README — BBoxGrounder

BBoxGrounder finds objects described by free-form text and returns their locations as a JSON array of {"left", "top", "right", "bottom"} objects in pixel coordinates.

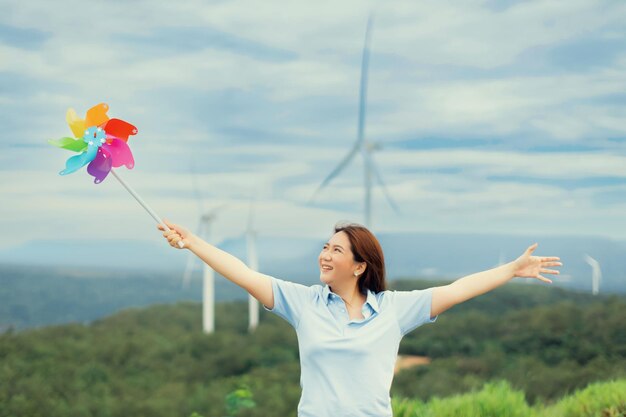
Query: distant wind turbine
[
  {"left": 583, "top": 254, "right": 602, "bottom": 295},
  {"left": 182, "top": 206, "right": 225, "bottom": 334},
  {"left": 183, "top": 161, "right": 226, "bottom": 333},
  {"left": 309, "top": 15, "right": 399, "bottom": 228},
  {"left": 182, "top": 160, "right": 206, "bottom": 290}
]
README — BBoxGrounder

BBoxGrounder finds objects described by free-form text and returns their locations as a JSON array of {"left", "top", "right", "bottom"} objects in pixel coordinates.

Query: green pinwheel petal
[{"left": 48, "top": 137, "right": 88, "bottom": 152}]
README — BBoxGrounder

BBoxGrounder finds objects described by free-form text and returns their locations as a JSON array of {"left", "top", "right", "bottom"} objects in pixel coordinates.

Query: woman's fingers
[
  {"left": 157, "top": 220, "right": 185, "bottom": 249},
  {"left": 167, "top": 235, "right": 183, "bottom": 248},
  {"left": 163, "top": 218, "right": 179, "bottom": 231},
  {"left": 543, "top": 261, "right": 563, "bottom": 267},
  {"left": 537, "top": 275, "right": 552, "bottom": 284},
  {"left": 540, "top": 268, "right": 560, "bottom": 275}
]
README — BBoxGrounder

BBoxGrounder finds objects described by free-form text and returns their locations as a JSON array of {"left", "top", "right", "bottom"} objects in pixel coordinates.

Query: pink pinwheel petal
[
  {"left": 87, "top": 146, "right": 113, "bottom": 184},
  {"left": 103, "top": 138, "right": 135, "bottom": 169},
  {"left": 104, "top": 118, "right": 138, "bottom": 142}
]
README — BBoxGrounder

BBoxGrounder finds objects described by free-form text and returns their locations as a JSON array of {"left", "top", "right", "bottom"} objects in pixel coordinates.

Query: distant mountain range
[{"left": 1, "top": 232, "right": 624, "bottom": 294}]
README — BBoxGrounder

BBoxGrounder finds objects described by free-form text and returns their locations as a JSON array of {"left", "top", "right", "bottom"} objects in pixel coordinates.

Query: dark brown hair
[{"left": 334, "top": 222, "right": 387, "bottom": 294}]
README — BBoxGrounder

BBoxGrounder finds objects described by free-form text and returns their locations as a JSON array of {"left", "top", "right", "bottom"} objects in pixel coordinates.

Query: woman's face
[{"left": 318, "top": 231, "right": 363, "bottom": 286}]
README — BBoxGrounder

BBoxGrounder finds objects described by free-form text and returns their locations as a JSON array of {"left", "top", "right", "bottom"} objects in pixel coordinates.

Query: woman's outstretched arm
[
  {"left": 430, "top": 243, "right": 562, "bottom": 318},
  {"left": 158, "top": 220, "right": 274, "bottom": 308}
]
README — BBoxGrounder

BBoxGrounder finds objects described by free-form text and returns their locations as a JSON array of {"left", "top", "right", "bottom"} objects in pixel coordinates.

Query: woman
[{"left": 158, "top": 220, "right": 561, "bottom": 417}]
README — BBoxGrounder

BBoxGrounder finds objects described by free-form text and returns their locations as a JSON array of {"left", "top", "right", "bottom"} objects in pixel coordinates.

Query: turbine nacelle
[{"left": 365, "top": 141, "right": 382, "bottom": 152}]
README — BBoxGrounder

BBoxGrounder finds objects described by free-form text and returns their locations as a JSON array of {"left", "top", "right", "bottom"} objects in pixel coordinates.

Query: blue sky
[{"left": 2, "top": 0, "right": 626, "bottom": 255}]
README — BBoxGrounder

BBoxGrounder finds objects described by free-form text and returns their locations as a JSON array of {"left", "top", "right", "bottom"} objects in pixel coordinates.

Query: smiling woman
[{"left": 158, "top": 219, "right": 561, "bottom": 417}]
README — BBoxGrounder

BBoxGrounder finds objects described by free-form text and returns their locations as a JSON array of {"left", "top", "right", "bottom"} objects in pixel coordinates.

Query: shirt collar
[{"left": 323, "top": 285, "right": 380, "bottom": 313}]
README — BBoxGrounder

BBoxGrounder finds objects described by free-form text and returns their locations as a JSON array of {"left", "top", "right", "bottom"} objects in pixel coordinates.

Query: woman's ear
[{"left": 356, "top": 263, "right": 367, "bottom": 275}]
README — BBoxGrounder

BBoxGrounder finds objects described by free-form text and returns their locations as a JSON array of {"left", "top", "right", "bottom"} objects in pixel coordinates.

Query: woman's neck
[{"left": 330, "top": 282, "right": 364, "bottom": 308}]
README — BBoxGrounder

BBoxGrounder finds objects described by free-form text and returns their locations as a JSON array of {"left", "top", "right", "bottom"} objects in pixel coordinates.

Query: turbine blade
[
  {"left": 247, "top": 229, "right": 259, "bottom": 271},
  {"left": 182, "top": 221, "right": 204, "bottom": 289},
  {"left": 247, "top": 195, "right": 256, "bottom": 233},
  {"left": 190, "top": 156, "right": 205, "bottom": 216},
  {"left": 369, "top": 155, "right": 401, "bottom": 214},
  {"left": 357, "top": 16, "right": 374, "bottom": 147},
  {"left": 309, "top": 144, "right": 360, "bottom": 202}
]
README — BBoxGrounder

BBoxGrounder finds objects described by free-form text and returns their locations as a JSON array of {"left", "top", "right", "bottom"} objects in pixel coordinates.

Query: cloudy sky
[{"left": 2, "top": 0, "right": 626, "bottom": 256}]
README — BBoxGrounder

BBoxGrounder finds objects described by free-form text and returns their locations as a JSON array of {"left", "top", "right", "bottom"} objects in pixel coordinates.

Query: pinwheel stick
[{"left": 110, "top": 168, "right": 184, "bottom": 248}]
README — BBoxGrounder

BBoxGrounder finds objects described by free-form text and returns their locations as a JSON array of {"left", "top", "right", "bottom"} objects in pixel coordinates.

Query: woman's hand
[
  {"left": 512, "top": 243, "right": 562, "bottom": 283},
  {"left": 157, "top": 219, "right": 194, "bottom": 249}
]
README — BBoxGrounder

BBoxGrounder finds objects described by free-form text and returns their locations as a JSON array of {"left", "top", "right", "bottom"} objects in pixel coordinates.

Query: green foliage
[
  {"left": 392, "top": 396, "right": 428, "bottom": 417},
  {"left": 426, "top": 380, "right": 533, "bottom": 417},
  {"left": 391, "top": 378, "right": 626, "bottom": 417},
  {"left": 536, "top": 379, "right": 626, "bottom": 417},
  {"left": 0, "top": 276, "right": 624, "bottom": 417},
  {"left": 224, "top": 385, "right": 256, "bottom": 417},
  {"left": 392, "top": 295, "right": 626, "bottom": 405}
]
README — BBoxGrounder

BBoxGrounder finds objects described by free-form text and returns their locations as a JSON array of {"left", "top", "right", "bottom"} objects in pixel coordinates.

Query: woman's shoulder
[{"left": 269, "top": 275, "right": 325, "bottom": 299}]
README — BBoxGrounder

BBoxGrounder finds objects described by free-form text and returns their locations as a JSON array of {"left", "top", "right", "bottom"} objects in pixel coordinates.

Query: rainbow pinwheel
[
  {"left": 48, "top": 103, "right": 184, "bottom": 247},
  {"left": 49, "top": 103, "right": 137, "bottom": 184}
]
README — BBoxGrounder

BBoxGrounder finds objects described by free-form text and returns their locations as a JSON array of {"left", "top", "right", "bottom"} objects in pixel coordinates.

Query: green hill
[
  {"left": 0, "top": 264, "right": 614, "bottom": 332},
  {"left": 1, "top": 282, "right": 624, "bottom": 417}
]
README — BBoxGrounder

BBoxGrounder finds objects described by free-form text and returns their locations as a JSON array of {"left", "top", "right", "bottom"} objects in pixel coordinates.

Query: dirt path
[{"left": 394, "top": 355, "right": 431, "bottom": 374}]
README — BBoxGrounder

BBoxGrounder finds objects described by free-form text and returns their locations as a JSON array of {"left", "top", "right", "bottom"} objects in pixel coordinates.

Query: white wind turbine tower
[
  {"left": 246, "top": 199, "right": 260, "bottom": 332},
  {"left": 309, "top": 16, "right": 399, "bottom": 228},
  {"left": 583, "top": 254, "right": 602, "bottom": 295},
  {"left": 182, "top": 207, "right": 225, "bottom": 334},
  {"left": 182, "top": 163, "right": 226, "bottom": 333}
]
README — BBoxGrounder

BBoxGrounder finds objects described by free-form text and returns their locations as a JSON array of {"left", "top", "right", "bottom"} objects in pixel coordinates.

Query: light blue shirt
[{"left": 263, "top": 276, "right": 438, "bottom": 417}]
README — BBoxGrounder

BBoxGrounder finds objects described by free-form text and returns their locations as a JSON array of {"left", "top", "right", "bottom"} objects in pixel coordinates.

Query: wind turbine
[
  {"left": 246, "top": 199, "right": 260, "bottom": 332},
  {"left": 583, "top": 254, "right": 602, "bottom": 295},
  {"left": 182, "top": 159, "right": 207, "bottom": 290},
  {"left": 183, "top": 161, "right": 226, "bottom": 333},
  {"left": 309, "top": 16, "right": 399, "bottom": 228},
  {"left": 182, "top": 206, "right": 225, "bottom": 334}
]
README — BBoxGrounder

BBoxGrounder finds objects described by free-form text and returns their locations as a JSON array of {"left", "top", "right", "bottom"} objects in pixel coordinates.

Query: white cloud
[{"left": 2, "top": 0, "right": 626, "bottom": 251}]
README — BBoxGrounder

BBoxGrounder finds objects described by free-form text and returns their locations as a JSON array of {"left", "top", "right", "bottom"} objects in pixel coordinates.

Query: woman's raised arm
[
  {"left": 430, "top": 243, "right": 562, "bottom": 317},
  {"left": 158, "top": 220, "right": 274, "bottom": 308}
]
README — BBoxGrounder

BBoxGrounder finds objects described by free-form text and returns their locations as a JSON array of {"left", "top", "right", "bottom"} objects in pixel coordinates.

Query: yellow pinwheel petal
[
  {"left": 66, "top": 108, "right": 86, "bottom": 138},
  {"left": 85, "top": 103, "right": 110, "bottom": 127}
]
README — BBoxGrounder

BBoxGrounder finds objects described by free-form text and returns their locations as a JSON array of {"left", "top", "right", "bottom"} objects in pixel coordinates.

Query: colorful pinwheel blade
[
  {"left": 104, "top": 118, "right": 138, "bottom": 142},
  {"left": 87, "top": 147, "right": 113, "bottom": 184},
  {"left": 48, "top": 137, "right": 88, "bottom": 153},
  {"left": 104, "top": 138, "right": 135, "bottom": 169},
  {"left": 66, "top": 108, "right": 86, "bottom": 138},
  {"left": 85, "top": 103, "right": 110, "bottom": 127},
  {"left": 59, "top": 144, "right": 98, "bottom": 175}
]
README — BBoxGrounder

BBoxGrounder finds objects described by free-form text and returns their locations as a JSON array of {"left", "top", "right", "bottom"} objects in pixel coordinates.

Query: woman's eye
[{"left": 334, "top": 248, "right": 341, "bottom": 252}]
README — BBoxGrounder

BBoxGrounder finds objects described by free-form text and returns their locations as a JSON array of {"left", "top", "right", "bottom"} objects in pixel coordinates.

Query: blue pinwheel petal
[{"left": 59, "top": 144, "right": 98, "bottom": 175}]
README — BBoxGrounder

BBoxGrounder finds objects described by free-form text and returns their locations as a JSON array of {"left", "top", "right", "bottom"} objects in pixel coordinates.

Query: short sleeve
[
  {"left": 263, "top": 276, "right": 316, "bottom": 329},
  {"left": 391, "top": 288, "right": 438, "bottom": 336}
]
